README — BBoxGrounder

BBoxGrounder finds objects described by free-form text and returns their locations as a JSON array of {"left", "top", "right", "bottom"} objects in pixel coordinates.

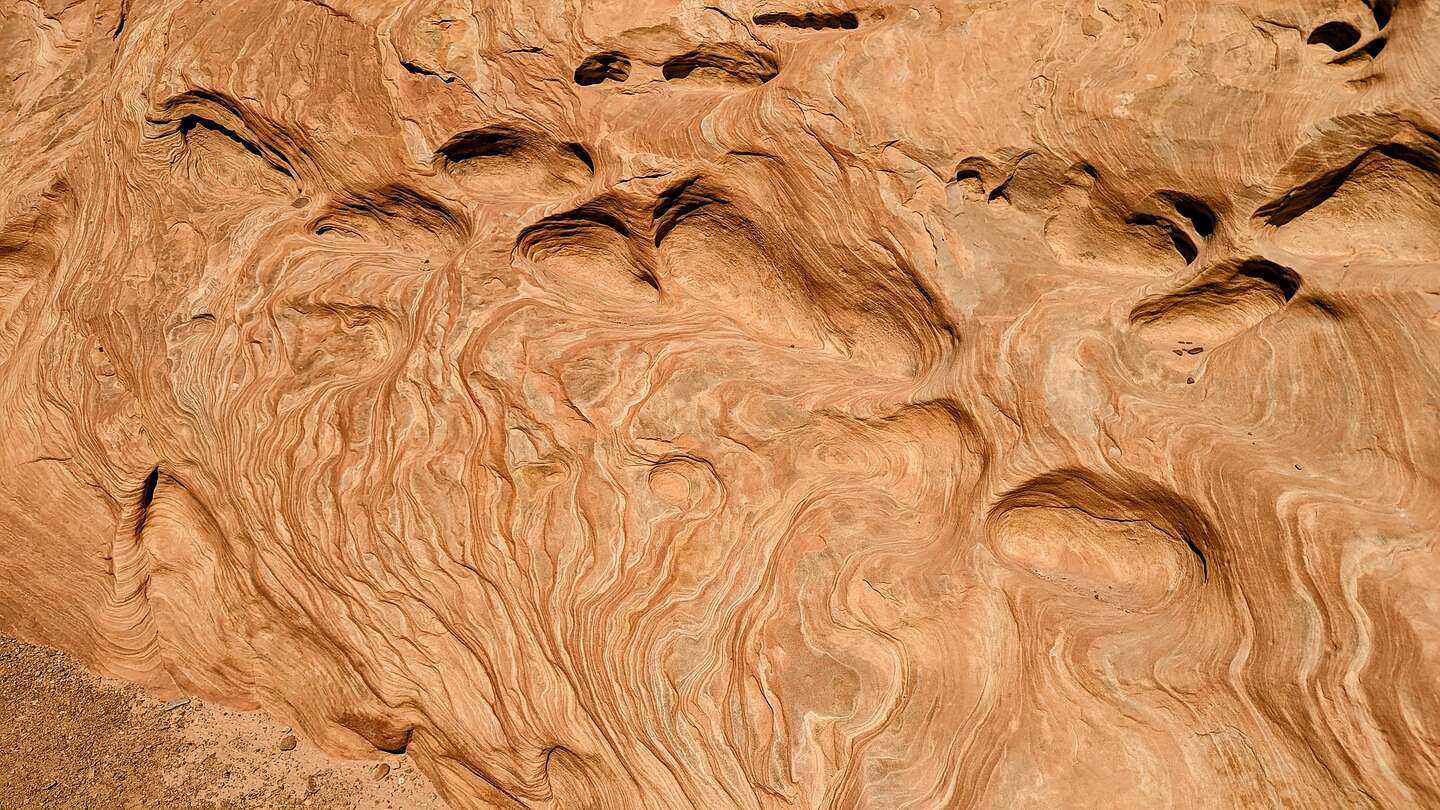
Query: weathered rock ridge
[{"left": 2, "top": 0, "right": 1439, "bottom": 806}]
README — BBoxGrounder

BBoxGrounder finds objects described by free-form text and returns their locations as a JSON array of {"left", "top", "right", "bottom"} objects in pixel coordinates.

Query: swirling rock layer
[{"left": 2, "top": 0, "right": 1439, "bottom": 807}]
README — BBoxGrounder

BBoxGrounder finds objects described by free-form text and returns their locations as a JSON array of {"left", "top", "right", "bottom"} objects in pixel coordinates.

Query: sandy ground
[{"left": 0, "top": 633, "right": 447, "bottom": 809}]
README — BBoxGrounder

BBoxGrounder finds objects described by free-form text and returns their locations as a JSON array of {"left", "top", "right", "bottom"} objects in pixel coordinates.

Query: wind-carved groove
[
  {"left": 950, "top": 156, "right": 998, "bottom": 198},
  {"left": 661, "top": 47, "right": 778, "bottom": 85},
  {"left": 177, "top": 115, "right": 269, "bottom": 162},
  {"left": 400, "top": 60, "right": 454, "bottom": 83},
  {"left": 517, "top": 207, "right": 629, "bottom": 251},
  {"left": 574, "top": 53, "right": 630, "bottom": 85},
  {"left": 541, "top": 743, "right": 591, "bottom": 794},
  {"left": 311, "top": 183, "right": 467, "bottom": 244},
  {"left": 987, "top": 469, "right": 1212, "bottom": 612},
  {"left": 646, "top": 173, "right": 840, "bottom": 355},
  {"left": 151, "top": 90, "right": 305, "bottom": 186},
  {"left": 1259, "top": 137, "right": 1440, "bottom": 261},
  {"left": 515, "top": 201, "right": 662, "bottom": 299},
  {"left": 1129, "top": 258, "right": 1301, "bottom": 346},
  {"left": 381, "top": 729, "right": 412, "bottom": 754},
  {"left": 565, "top": 143, "right": 595, "bottom": 172},
  {"left": 1127, "top": 213, "right": 1198, "bottom": 264},
  {"left": 753, "top": 11, "right": 860, "bottom": 30},
  {"left": 134, "top": 467, "right": 161, "bottom": 537},
  {"left": 1233, "top": 259, "right": 1301, "bottom": 300},
  {"left": 1257, "top": 161, "right": 1366, "bottom": 228},
  {"left": 114, "top": 0, "right": 129, "bottom": 39},
  {"left": 436, "top": 127, "right": 524, "bottom": 166},
  {"left": 1125, "top": 191, "right": 1217, "bottom": 266},
  {"left": 652, "top": 177, "right": 728, "bottom": 244},
  {"left": 0, "top": 179, "right": 71, "bottom": 335},
  {"left": 1255, "top": 142, "right": 1440, "bottom": 227},
  {"left": 1332, "top": 37, "right": 1389, "bottom": 64},
  {"left": 953, "top": 156, "right": 996, "bottom": 181},
  {"left": 340, "top": 714, "right": 415, "bottom": 754},
  {"left": 435, "top": 125, "right": 593, "bottom": 199}
]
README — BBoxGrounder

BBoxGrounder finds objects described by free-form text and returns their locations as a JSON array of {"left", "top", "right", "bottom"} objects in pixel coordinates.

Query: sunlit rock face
[{"left": 3, "top": 0, "right": 1440, "bottom": 807}]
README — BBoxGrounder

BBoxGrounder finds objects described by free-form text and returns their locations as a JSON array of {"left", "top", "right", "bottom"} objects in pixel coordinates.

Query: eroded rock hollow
[{"left": 3, "top": 0, "right": 1440, "bottom": 806}]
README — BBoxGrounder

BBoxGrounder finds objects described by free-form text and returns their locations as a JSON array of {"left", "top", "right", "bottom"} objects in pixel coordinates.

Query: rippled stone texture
[{"left": 2, "top": 0, "right": 1439, "bottom": 807}]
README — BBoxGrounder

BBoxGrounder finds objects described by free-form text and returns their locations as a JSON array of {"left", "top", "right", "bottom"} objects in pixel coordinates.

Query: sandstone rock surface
[{"left": 2, "top": 0, "right": 1440, "bottom": 807}]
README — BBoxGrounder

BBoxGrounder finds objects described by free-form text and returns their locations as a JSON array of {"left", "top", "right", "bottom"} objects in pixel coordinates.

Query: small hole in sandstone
[
  {"left": 1171, "top": 196, "right": 1215, "bottom": 238},
  {"left": 954, "top": 168, "right": 986, "bottom": 197},
  {"left": 436, "top": 128, "right": 520, "bottom": 164},
  {"left": 574, "top": 53, "right": 630, "bottom": 85},
  {"left": 1307, "top": 21, "right": 1362, "bottom": 51},
  {"left": 660, "top": 51, "right": 778, "bottom": 84},
  {"left": 135, "top": 467, "right": 160, "bottom": 535},
  {"left": 752, "top": 11, "right": 859, "bottom": 30},
  {"left": 1372, "top": 0, "right": 1394, "bottom": 29},
  {"left": 1169, "top": 230, "right": 1198, "bottom": 264}
]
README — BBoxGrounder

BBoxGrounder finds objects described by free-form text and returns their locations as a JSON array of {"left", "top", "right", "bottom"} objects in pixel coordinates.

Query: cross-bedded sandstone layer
[{"left": 2, "top": 0, "right": 1439, "bottom": 807}]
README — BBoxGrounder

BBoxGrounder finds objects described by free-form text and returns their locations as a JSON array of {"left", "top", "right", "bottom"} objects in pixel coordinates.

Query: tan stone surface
[
  {"left": 2, "top": 0, "right": 1439, "bottom": 807},
  {"left": 0, "top": 632, "right": 444, "bottom": 809}
]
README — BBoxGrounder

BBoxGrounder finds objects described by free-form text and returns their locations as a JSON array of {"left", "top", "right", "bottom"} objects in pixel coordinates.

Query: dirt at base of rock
[{"left": 0, "top": 633, "right": 448, "bottom": 809}]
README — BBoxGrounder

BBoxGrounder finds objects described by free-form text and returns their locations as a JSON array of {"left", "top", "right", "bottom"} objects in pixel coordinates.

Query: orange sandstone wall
[{"left": 1, "top": 0, "right": 1439, "bottom": 806}]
